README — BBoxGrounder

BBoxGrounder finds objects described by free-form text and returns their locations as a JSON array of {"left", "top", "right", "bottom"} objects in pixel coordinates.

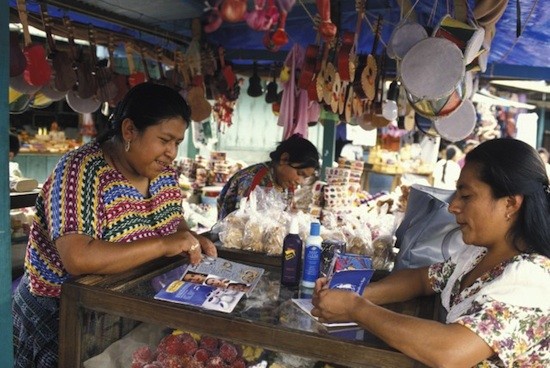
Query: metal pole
[{"left": 1, "top": 0, "right": 15, "bottom": 364}]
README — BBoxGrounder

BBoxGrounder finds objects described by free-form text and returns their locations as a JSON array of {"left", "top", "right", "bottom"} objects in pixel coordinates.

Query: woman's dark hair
[
  {"left": 269, "top": 134, "right": 320, "bottom": 170},
  {"left": 97, "top": 83, "right": 191, "bottom": 143},
  {"left": 9, "top": 133, "right": 20, "bottom": 156},
  {"left": 466, "top": 138, "right": 550, "bottom": 257}
]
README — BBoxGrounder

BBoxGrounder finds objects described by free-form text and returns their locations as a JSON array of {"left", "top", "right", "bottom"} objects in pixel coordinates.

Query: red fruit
[
  {"left": 157, "top": 335, "right": 180, "bottom": 354},
  {"left": 131, "top": 363, "right": 144, "bottom": 368},
  {"left": 218, "top": 343, "right": 238, "bottom": 363},
  {"left": 194, "top": 348, "right": 211, "bottom": 363},
  {"left": 180, "top": 337, "right": 198, "bottom": 356},
  {"left": 157, "top": 354, "right": 192, "bottom": 368},
  {"left": 230, "top": 357, "right": 246, "bottom": 368},
  {"left": 143, "top": 363, "right": 163, "bottom": 368},
  {"left": 199, "top": 336, "right": 220, "bottom": 352},
  {"left": 132, "top": 345, "right": 154, "bottom": 364},
  {"left": 205, "top": 356, "right": 227, "bottom": 368}
]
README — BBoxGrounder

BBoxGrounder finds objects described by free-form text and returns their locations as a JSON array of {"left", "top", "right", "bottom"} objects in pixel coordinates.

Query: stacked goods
[
  {"left": 210, "top": 152, "right": 232, "bottom": 186},
  {"left": 173, "top": 153, "right": 242, "bottom": 193},
  {"left": 337, "top": 158, "right": 364, "bottom": 185}
]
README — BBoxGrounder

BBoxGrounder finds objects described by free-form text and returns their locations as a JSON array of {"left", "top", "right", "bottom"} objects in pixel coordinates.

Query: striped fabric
[{"left": 25, "top": 141, "right": 184, "bottom": 298}]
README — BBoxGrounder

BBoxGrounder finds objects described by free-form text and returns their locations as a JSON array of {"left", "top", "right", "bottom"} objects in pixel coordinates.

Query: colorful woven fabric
[
  {"left": 13, "top": 274, "right": 60, "bottom": 368},
  {"left": 217, "top": 162, "right": 273, "bottom": 220},
  {"left": 25, "top": 141, "right": 184, "bottom": 298}
]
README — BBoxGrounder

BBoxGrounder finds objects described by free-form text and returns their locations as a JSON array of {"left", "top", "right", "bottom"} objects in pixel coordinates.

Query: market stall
[{"left": 2, "top": 0, "right": 550, "bottom": 367}]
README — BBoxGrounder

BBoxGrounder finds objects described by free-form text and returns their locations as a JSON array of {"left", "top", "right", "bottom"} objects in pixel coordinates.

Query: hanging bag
[{"left": 393, "top": 184, "right": 469, "bottom": 271}]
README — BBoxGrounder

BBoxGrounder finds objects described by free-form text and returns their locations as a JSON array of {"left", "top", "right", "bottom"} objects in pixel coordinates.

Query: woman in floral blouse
[
  {"left": 217, "top": 134, "right": 319, "bottom": 220},
  {"left": 312, "top": 138, "right": 550, "bottom": 367}
]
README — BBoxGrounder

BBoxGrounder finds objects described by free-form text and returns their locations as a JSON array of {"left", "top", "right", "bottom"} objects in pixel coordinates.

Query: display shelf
[{"left": 59, "top": 250, "right": 436, "bottom": 368}]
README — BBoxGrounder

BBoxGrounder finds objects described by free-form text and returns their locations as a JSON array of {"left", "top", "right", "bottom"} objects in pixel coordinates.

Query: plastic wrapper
[
  {"left": 242, "top": 215, "right": 265, "bottom": 252},
  {"left": 262, "top": 211, "right": 290, "bottom": 256},
  {"left": 371, "top": 234, "right": 396, "bottom": 270}
]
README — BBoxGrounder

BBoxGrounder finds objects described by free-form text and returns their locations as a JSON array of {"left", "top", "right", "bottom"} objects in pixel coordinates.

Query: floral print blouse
[{"left": 428, "top": 246, "right": 550, "bottom": 367}]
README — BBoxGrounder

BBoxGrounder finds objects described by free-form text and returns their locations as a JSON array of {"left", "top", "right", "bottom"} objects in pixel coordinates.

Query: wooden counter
[{"left": 59, "top": 250, "right": 437, "bottom": 368}]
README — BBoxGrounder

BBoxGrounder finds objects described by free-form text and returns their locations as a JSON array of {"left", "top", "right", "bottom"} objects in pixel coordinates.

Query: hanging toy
[
  {"left": 316, "top": 0, "right": 337, "bottom": 42},
  {"left": 271, "top": 0, "right": 296, "bottom": 47},
  {"left": 246, "top": 0, "right": 279, "bottom": 31},
  {"left": 220, "top": 0, "right": 248, "bottom": 23},
  {"left": 203, "top": 0, "right": 223, "bottom": 33}
]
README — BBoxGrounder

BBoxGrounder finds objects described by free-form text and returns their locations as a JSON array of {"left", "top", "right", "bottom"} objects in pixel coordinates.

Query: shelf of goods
[{"left": 59, "top": 247, "right": 438, "bottom": 368}]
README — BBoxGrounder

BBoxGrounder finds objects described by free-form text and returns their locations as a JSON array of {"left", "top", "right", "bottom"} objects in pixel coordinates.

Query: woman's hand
[
  {"left": 311, "top": 284, "right": 366, "bottom": 323},
  {"left": 195, "top": 233, "right": 218, "bottom": 258},
  {"left": 161, "top": 230, "right": 202, "bottom": 264}
]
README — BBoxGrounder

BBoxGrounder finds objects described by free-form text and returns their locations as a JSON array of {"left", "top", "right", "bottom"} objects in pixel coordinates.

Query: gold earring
[{"left": 125, "top": 140, "right": 131, "bottom": 152}]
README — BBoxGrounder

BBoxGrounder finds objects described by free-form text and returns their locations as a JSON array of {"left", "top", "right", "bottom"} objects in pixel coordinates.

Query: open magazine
[
  {"left": 292, "top": 252, "right": 375, "bottom": 327},
  {"left": 154, "top": 256, "right": 264, "bottom": 313}
]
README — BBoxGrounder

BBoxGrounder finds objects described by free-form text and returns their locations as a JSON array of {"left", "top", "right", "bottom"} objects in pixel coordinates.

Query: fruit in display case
[{"left": 131, "top": 330, "right": 264, "bottom": 367}]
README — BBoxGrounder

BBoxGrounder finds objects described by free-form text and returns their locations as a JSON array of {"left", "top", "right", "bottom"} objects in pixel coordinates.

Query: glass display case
[{"left": 59, "top": 249, "right": 437, "bottom": 368}]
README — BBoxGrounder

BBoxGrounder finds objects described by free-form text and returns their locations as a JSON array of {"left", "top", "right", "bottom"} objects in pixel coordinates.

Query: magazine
[
  {"left": 154, "top": 280, "right": 245, "bottom": 313},
  {"left": 291, "top": 252, "right": 375, "bottom": 326},
  {"left": 326, "top": 253, "right": 374, "bottom": 295},
  {"left": 154, "top": 256, "right": 264, "bottom": 313},
  {"left": 182, "top": 256, "right": 264, "bottom": 297}
]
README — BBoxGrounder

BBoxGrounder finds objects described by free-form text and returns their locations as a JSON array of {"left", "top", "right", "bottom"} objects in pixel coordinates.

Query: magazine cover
[
  {"left": 154, "top": 280, "right": 245, "bottom": 313},
  {"left": 182, "top": 256, "right": 264, "bottom": 297}
]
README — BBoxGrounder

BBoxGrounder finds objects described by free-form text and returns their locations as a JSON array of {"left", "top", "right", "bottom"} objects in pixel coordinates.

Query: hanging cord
[
  {"left": 298, "top": 0, "right": 317, "bottom": 24},
  {"left": 427, "top": 0, "right": 439, "bottom": 27},
  {"left": 462, "top": 0, "right": 480, "bottom": 27},
  {"left": 362, "top": 12, "right": 387, "bottom": 48},
  {"left": 402, "top": 0, "right": 422, "bottom": 21},
  {"left": 516, "top": 0, "right": 521, "bottom": 37},
  {"left": 495, "top": 0, "right": 538, "bottom": 64}
]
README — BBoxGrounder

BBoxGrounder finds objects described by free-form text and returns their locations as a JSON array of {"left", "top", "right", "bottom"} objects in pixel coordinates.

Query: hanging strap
[
  {"left": 516, "top": 0, "right": 522, "bottom": 37},
  {"left": 245, "top": 166, "right": 271, "bottom": 198}
]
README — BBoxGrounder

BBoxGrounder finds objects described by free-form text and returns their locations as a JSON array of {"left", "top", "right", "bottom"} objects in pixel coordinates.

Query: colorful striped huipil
[{"left": 25, "top": 141, "right": 184, "bottom": 298}]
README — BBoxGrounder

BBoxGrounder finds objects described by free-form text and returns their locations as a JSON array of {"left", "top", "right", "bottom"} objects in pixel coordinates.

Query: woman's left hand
[{"left": 311, "top": 287, "right": 364, "bottom": 323}]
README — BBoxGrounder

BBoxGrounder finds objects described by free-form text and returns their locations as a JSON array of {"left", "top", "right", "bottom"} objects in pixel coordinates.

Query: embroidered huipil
[
  {"left": 429, "top": 246, "right": 550, "bottom": 367},
  {"left": 25, "top": 141, "right": 184, "bottom": 298},
  {"left": 217, "top": 162, "right": 292, "bottom": 220}
]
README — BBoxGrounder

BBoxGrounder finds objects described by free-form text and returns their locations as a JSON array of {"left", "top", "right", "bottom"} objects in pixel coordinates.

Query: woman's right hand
[{"left": 162, "top": 229, "right": 203, "bottom": 264}]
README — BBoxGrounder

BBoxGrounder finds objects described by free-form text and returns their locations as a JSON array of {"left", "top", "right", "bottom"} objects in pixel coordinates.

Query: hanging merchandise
[
  {"left": 247, "top": 62, "right": 263, "bottom": 97},
  {"left": 387, "top": 19, "right": 428, "bottom": 61},
  {"left": 315, "top": 0, "right": 337, "bottom": 42},
  {"left": 433, "top": 99, "right": 477, "bottom": 143},
  {"left": 277, "top": 44, "right": 313, "bottom": 139},
  {"left": 220, "top": 0, "right": 247, "bottom": 23},
  {"left": 268, "top": 0, "right": 294, "bottom": 47},
  {"left": 203, "top": 0, "right": 223, "bottom": 33},
  {"left": 265, "top": 63, "right": 279, "bottom": 103},
  {"left": 246, "top": 0, "right": 279, "bottom": 32},
  {"left": 400, "top": 37, "right": 465, "bottom": 119},
  {"left": 432, "top": 14, "right": 485, "bottom": 67}
]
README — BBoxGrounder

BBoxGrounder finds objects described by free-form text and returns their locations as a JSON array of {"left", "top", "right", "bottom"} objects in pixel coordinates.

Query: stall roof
[{"left": 9, "top": 0, "right": 550, "bottom": 79}]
